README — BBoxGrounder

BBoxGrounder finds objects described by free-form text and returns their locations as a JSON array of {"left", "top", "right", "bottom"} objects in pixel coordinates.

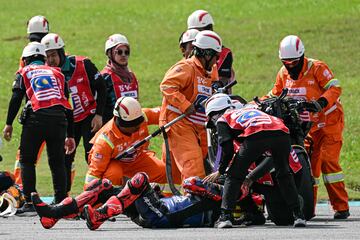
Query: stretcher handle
[{"left": 115, "top": 113, "right": 187, "bottom": 160}]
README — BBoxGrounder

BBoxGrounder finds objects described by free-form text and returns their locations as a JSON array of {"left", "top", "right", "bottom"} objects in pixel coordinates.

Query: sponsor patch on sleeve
[{"left": 94, "top": 152, "right": 103, "bottom": 159}]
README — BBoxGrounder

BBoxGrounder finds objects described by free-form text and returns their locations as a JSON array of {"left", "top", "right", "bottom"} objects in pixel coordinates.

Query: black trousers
[
  {"left": 64, "top": 114, "right": 95, "bottom": 193},
  {"left": 20, "top": 114, "right": 67, "bottom": 203},
  {"left": 221, "top": 131, "right": 300, "bottom": 212}
]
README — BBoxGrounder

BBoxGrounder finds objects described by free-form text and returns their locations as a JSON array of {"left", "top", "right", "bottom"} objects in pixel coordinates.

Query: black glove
[
  {"left": 211, "top": 81, "right": 225, "bottom": 92},
  {"left": 304, "top": 100, "right": 324, "bottom": 113},
  {"left": 317, "top": 97, "right": 328, "bottom": 108}
]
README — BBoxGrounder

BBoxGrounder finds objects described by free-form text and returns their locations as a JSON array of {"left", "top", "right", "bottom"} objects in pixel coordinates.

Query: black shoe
[
  {"left": 215, "top": 211, "right": 233, "bottom": 228},
  {"left": 16, "top": 202, "right": 37, "bottom": 217},
  {"left": 293, "top": 217, "right": 306, "bottom": 227},
  {"left": 334, "top": 210, "right": 350, "bottom": 219},
  {"left": 293, "top": 209, "right": 306, "bottom": 227}
]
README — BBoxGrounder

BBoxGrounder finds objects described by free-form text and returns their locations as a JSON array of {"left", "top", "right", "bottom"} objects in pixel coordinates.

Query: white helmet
[
  {"left": 279, "top": 35, "right": 305, "bottom": 59},
  {"left": 187, "top": 10, "right": 214, "bottom": 29},
  {"left": 205, "top": 93, "right": 234, "bottom": 116},
  {"left": 105, "top": 34, "right": 129, "bottom": 53},
  {"left": 27, "top": 15, "right": 49, "bottom": 34},
  {"left": 180, "top": 29, "right": 200, "bottom": 45},
  {"left": 113, "top": 97, "right": 144, "bottom": 126},
  {"left": 22, "top": 42, "right": 46, "bottom": 58},
  {"left": 192, "top": 30, "right": 222, "bottom": 52},
  {"left": 41, "top": 33, "right": 65, "bottom": 51},
  {"left": 0, "top": 193, "right": 17, "bottom": 217}
]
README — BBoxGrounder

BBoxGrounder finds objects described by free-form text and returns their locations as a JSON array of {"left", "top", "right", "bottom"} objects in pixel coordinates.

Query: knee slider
[
  {"left": 128, "top": 172, "right": 149, "bottom": 195},
  {"left": 183, "top": 176, "right": 222, "bottom": 201}
]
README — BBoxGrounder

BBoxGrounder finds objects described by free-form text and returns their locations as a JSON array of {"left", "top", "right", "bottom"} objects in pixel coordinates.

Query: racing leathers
[{"left": 32, "top": 173, "right": 222, "bottom": 229}]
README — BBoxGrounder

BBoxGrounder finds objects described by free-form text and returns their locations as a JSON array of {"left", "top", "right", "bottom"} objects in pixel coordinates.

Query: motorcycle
[{"left": 206, "top": 88, "right": 315, "bottom": 225}]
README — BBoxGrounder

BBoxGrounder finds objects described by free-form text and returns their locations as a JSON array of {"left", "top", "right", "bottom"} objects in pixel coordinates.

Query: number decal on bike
[{"left": 235, "top": 110, "right": 271, "bottom": 127}]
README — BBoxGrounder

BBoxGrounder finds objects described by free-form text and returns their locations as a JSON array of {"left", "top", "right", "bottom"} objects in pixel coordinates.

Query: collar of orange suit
[{"left": 190, "top": 55, "right": 214, "bottom": 77}]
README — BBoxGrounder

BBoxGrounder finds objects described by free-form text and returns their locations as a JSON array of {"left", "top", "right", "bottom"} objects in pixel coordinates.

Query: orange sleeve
[
  {"left": 314, "top": 62, "right": 342, "bottom": 106},
  {"left": 143, "top": 107, "right": 160, "bottom": 125},
  {"left": 87, "top": 133, "right": 114, "bottom": 178},
  {"left": 160, "top": 62, "right": 193, "bottom": 113},
  {"left": 19, "top": 57, "right": 25, "bottom": 69}
]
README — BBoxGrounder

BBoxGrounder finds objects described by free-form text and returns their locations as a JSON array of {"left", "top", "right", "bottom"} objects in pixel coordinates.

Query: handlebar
[{"left": 216, "top": 80, "right": 237, "bottom": 94}]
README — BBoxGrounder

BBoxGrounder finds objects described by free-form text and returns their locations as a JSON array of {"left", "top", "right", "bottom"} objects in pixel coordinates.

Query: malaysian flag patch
[{"left": 31, "top": 74, "right": 61, "bottom": 101}]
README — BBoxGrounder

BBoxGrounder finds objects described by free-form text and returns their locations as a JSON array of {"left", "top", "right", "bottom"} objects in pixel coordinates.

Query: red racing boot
[
  {"left": 32, "top": 193, "right": 78, "bottom": 229},
  {"left": 31, "top": 178, "right": 113, "bottom": 229},
  {"left": 84, "top": 196, "right": 122, "bottom": 230},
  {"left": 84, "top": 172, "right": 150, "bottom": 230}
]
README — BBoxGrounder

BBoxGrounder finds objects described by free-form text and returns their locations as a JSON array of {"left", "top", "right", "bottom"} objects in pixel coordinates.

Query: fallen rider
[{"left": 31, "top": 172, "right": 265, "bottom": 230}]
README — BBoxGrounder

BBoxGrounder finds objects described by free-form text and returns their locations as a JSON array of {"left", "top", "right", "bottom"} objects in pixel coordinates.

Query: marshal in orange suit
[
  {"left": 159, "top": 31, "right": 222, "bottom": 192},
  {"left": 268, "top": 35, "right": 349, "bottom": 219},
  {"left": 85, "top": 97, "right": 166, "bottom": 187}
]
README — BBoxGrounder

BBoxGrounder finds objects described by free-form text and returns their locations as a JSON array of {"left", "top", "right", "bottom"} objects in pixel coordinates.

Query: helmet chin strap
[
  {"left": 204, "top": 53, "right": 217, "bottom": 72},
  {"left": 204, "top": 58, "right": 213, "bottom": 72},
  {"left": 58, "top": 48, "right": 66, "bottom": 67}
]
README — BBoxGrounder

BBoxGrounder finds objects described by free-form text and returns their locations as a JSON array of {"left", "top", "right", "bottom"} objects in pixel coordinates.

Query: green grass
[{"left": 0, "top": 0, "right": 359, "bottom": 200}]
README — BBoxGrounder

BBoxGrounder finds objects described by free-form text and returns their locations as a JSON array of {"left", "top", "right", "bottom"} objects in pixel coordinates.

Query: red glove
[{"left": 240, "top": 177, "right": 253, "bottom": 200}]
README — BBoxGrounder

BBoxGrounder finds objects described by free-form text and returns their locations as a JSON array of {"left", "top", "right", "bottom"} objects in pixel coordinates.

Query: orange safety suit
[
  {"left": 159, "top": 56, "right": 218, "bottom": 190},
  {"left": 268, "top": 57, "right": 348, "bottom": 211},
  {"left": 13, "top": 143, "right": 46, "bottom": 185},
  {"left": 85, "top": 107, "right": 166, "bottom": 187}
]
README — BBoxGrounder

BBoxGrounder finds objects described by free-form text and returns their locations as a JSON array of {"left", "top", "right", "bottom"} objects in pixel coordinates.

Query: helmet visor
[
  {"left": 281, "top": 58, "right": 300, "bottom": 67},
  {"left": 116, "top": 115, "right": 144, "bottom": 127}
]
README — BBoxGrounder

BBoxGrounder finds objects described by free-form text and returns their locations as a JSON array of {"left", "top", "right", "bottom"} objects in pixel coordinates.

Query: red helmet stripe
[
  {"left": 205, "top": 97, "right": 216, "bottom": 107},
  {"left": 204, "top": 34, "right": 221, "bottom": 46},
  {"left": 43, "top": 18, "right": 48, "bottom": 27},
  {"left": 54, "top": 35, "right": 59, "bottom": 43},
  {"left": 120, "top": 103, "right": 129, "bottom": 115},
  {"left": 198, "top": 12, "right": 208, "bottom": 22},
  {"left": 296, "top": 37, "right": 300, "bottom": 51}
]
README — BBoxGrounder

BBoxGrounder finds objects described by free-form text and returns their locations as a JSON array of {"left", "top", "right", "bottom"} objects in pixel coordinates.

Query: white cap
[
  {"left": 279, "top": 35, "right": 305, "bottom": 59},
  {"left": 41, "top": 33, "right": 65, "bottom": 51},
  {"left": 205, "top": 93, "right": 234, "bottom": 116},
  {"left": 113, "top": 97, "right": 144, "bottom": 126},
  {"left": 22, "top": 42, "right": 46, "bottom": 58},
  {"left": 180, "top": 29, "right": 200, "bottom": 45},
  {"left": 27, "top": 15, "right": 49, "bottom": 34},
  {"left": 187, "top": 10, "right": 214, "bottom": 29},
  {"left": 192, "top": 30, "right": 222, "bottom": 52},
  {"left": 105, "top": 34, "right": 129, "bottom": 53}
]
